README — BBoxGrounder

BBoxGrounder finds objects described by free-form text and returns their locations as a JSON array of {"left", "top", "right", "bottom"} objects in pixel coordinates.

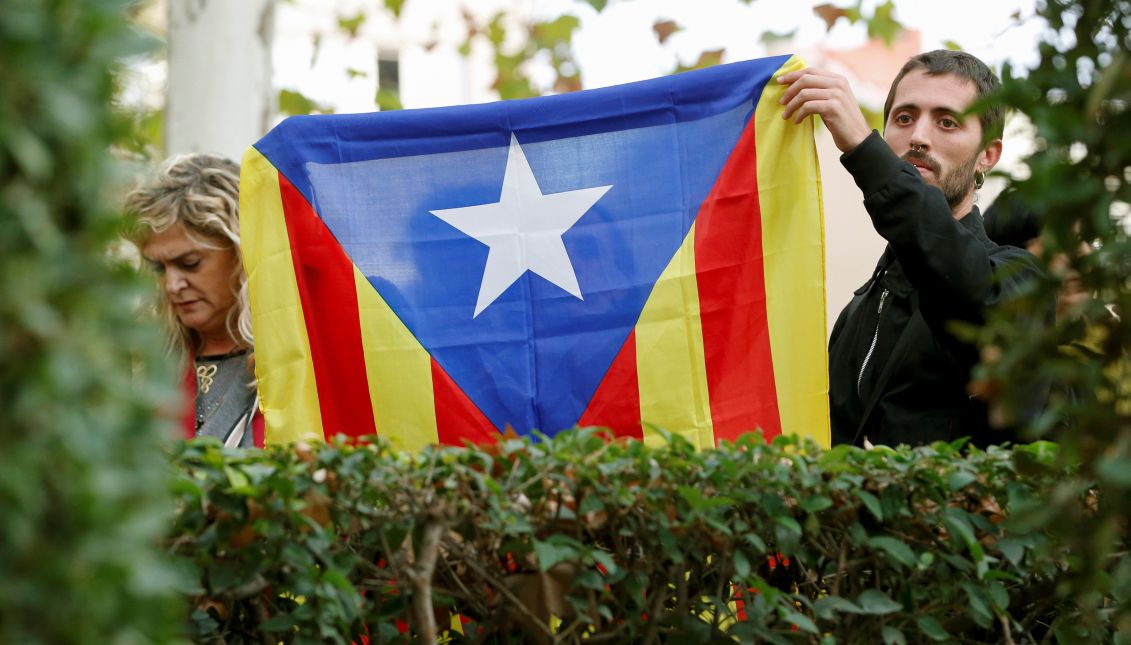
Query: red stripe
[
  {"left": 182, "top": 364, "right": 197, "bottom": 440},
  {"left": 431, "top": 359, "right": 499, "bottom": 446},
  {"left": 252, "top": 413, "right": 265, "bottom": 448},
  {"left": 278, "top": 173, "right": 378, "bottom": 440},
  {"left": 577, "top": 330, "right": 643, "bottom": 439},
  {"left": 693, "top": 118, "right": 782, "bottom": 442}
]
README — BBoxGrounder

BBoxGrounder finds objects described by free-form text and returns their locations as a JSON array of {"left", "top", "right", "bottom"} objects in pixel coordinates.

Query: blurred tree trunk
[{"left": 166, "top": 0, "right": 275, "bottom": 161}]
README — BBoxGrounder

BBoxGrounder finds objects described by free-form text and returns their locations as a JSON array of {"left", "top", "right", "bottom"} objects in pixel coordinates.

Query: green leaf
[
  {"left": 590, "top": 549, "right": 618, "bottom": 577},
  {"left": 988, "top": 580, "right": 1010, "bottom": 611},
  {"left": 3, "top": 126, "right": 52, "bottom": 180},
  {"left": 800, "top": 495, "right": 833, "bottom": 512},
  {"left": 760, "top": 29, "right": 798, "bottom": 44},
  {"left": 375, "top": 88, "right": 403, "bottom": 111},
  {"left": 321, "top": 569, "right": 353, "bottom": 592},
  {"left": 868, "top": 536, "right": 917, "bottom": 567},
  {"left": 258, "top": 613, "right": 298, "bottom": 632},
  {"left": 942, "top": 509, "right": 977, "bottom": 549},
  {"left": 865, "top": 0, "right": 902, "bottom": 46},
  {"left": 786, "top": 611, "right": 819, "bottom": 634},
  {"left": 337, "top": 12, "right": 366, "bottom": 38},
  {"left": 814, "top": 596, "right": 863, "bottom": 620},
  {"left": 995, "top": 537, "right": 1026, "bottom": 566},
  {"left": 1096, "top": 455, "right": 1131, "bottom": 488},
  {"left": 817, "top": 443, "right": 858, "bottom": 472},
  {"left": 278, "top": 88, "right": 333, "bottom": 116},
  {"left": 916, "top": 615, "right": 950, "bottom": 641},
  {"left": 854, "top": 489, "right": 883, "bottom": 521},
  {"left": 383, "top": 0, "right": 405, "bottom": 18},
  {"left": 856, "top": 589, "right": 902, "bottom": 615},
  {"left": 947, "top": 470, "right": 977, "bottom": 491},
  {"left": 744, "top": 533, "right": 766, "bottom": 554},
  {"left": 677, "top": 486, "right": 735, "bottom": 510},
  {"left": 533, "top": 537, "right": 579, "bottom": 572},
  {"left": 775, "top": 515, "right": 802, "bottom": 536},
  {"left": 532, "top": 15, "right": 581, "bottom": 46},
  {"left": 734, "top": 550, "right": 751, "bottom": 579},
  {"left": 882, "top": 625, "right": 906, "bottom": 645},
  {"left": 223, "top": 466, "right": 252, "bottom": 494},
  {"left": 961, "top": 581, "right": 994, "bottom": 628}
]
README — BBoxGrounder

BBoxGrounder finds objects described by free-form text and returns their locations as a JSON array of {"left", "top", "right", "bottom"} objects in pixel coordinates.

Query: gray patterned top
[{"left": 194, "top": 350, "right": 257, "bottom": 447}]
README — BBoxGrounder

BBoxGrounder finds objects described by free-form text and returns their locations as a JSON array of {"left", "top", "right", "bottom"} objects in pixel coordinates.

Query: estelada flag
[{"left": 241, "top": 54, "right": 828, "bottom": 451}]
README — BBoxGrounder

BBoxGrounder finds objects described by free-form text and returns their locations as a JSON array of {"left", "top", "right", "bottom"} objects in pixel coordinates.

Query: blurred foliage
[
  {"left": 171, "top": 431, "right": 1101, "bottom": 643},
  {"left": 337, "top": 10, "right": 367, "bottom": 38},
  {"left": 973, "top": 0, "right": 1131, "bottom": 640},
  {"left": 117, "top": 106, "right": 165, "bottom": 159},
  {"left": 271, "top": 0, "right": 910, "bottom": 115},
  {"left": 813, "top": 0, "right": 902, "bottom": 46},
  {"left": 455, "top": 11, "right": 585, "bottom": 100},
  {"left": 0, "top": 0, "right": 184, "bottom": 641},
  {"left": 376, "top": 87, "right": 404, "bottom": 111},
  {"left": 278, "top": 88, "right": 335, "bottom": 116},
  {"left": 673, "top": 49, "right": 727, "bottom": 75}
]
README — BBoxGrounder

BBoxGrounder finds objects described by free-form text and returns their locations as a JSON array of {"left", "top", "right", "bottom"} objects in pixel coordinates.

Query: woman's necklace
[
  {"left": 196, "top": 348, "right": 245, "bottom": 393},
  {"left": 196, "top": 363, "right": 218, "bottom": 393},
  {"left": 194, "top": 350, "right": 249, "bottom": 432}
]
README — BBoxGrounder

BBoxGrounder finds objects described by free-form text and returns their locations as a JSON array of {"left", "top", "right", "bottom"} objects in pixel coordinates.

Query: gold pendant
[{"left": 196, "top": 363, "right": 218, "bottom": 394}]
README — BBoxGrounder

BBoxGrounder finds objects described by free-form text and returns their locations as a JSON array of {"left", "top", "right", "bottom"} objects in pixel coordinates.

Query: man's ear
[{"left": 979, "top": 138, "right": 1003, "bottom": 173}]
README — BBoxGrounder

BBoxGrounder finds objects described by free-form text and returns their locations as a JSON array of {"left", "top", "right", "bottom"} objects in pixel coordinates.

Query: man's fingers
[
  {"left": 776, "top": 67, "right": 870, "bottom": 152},
  {"left": 776, "top": 67, "right": 840, "bottom": 85},
  {"left": 781, "top": 87, "right": 837, "bottom": 121},
  {"left": 778, "top": 71, "right": 842, "bottom": 107},
  {"left": 775, "top": 68, "right": 809, "bottom": 84},
  {"left": 787, "top": 99, "right": 830, "bottom": 124}
]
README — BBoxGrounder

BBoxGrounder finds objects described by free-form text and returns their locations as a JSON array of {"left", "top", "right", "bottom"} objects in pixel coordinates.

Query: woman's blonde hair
[{"left": 125, "top": 153, "right": 252, "bottom": 357}]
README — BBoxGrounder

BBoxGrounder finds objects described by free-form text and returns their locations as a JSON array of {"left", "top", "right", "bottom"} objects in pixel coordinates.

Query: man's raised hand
[{"left": 777, "top": 68, "right": 873, "bottom": 154}]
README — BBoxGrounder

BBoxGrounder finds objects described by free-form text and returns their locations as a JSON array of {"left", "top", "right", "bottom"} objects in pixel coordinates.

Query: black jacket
[{"left": 829, "top": 132, "right": 1045, "bottom": 448}]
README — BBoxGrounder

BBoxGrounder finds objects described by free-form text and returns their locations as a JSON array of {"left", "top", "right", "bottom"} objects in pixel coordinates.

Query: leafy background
[{"left": 2, "top": 0, "right": 1128, "bottom": 642}]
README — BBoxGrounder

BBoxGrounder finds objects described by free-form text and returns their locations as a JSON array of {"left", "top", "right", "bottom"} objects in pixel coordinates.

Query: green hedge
[
  {"left": 0, "top": 0, "right": 181, "bottom": 641},
  {"left": 170, "top": 430, "right": 1102, "bottom": 643}
]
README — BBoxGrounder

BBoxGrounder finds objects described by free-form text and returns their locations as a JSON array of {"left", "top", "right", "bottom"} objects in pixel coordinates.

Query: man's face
[{"left": 883, "top": 69, "right": 1001, "bottom": 215}]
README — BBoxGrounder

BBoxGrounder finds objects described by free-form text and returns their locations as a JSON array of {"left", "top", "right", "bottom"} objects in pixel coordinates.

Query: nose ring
[{"left": 911, "top": 144, "right": 923, "bottom": 152}]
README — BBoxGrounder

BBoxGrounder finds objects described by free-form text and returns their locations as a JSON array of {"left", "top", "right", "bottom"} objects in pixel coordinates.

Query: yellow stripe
[
  {"left": 353, "top": 267, "right": 439, "bottom": 451},
  {"left": 636, "top": 221, "right": 714, "bottom": 450},
  {"left": 240, "top": 149, "right": 324, "bottom": 445},
  {"left": 754, "top": 55, "right": 831, "bottom": 447}
]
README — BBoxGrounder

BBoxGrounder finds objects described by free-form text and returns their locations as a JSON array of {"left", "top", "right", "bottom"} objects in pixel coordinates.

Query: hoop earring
[{"left": 975, "top": 170, "right": 985, "bottom": 189}]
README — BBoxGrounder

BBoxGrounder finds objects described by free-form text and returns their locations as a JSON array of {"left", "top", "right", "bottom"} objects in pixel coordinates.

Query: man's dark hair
[{"left": 882, "top": 49, "right": 1004, "bottom": 142}]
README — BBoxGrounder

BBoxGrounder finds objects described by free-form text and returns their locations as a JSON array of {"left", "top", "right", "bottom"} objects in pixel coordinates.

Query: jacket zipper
[{"left": 857, "top": 288, "right": 890, "bottom": 397}]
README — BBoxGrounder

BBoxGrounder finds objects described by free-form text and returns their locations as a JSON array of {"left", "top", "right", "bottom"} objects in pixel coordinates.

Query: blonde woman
[{"left": 126, "top": 153, "right": 262, "bottom": 447}]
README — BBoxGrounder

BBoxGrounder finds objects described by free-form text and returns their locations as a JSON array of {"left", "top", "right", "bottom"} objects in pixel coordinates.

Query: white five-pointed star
[{"left": 431, "top": 134, "right": 612, "bottom": 317}]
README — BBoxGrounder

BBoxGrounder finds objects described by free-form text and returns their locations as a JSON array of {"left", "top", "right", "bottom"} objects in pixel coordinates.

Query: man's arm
[
  {"left": 778, "top": 68, "right": 1039, "bottom": 321},
  {"left": 844, "top": 133, "right": 1039, "bottom": 321}
]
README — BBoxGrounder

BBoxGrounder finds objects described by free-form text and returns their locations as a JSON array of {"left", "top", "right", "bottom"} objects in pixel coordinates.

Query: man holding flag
[{"left": 779, "top": 50, "right": 1048, "bottom": 448}]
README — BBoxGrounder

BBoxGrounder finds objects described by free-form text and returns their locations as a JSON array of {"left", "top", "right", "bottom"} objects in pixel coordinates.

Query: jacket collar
[{"left": 959, "top": 206, "right": 995, "bottom": 247}]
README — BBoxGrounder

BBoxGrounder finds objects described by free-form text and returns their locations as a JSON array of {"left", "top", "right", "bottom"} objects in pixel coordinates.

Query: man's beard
[{"left": 903, "top": 150, "right": 980, "bottom": 210}]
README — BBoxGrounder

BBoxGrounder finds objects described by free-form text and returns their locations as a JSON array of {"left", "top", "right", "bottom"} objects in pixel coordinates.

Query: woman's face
[{"left": 141, "top": 221, "right": 239, "bottom": 346}]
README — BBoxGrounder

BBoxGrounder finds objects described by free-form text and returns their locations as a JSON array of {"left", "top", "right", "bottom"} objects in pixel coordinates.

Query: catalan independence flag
[{"left": 241, "top": 54, "right": 828, "bottom": 450}]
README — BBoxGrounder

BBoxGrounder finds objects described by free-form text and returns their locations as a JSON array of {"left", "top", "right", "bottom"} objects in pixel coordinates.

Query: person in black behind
[{"left": 777, "top": 50, "right": 1050, "bottom": 448}]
